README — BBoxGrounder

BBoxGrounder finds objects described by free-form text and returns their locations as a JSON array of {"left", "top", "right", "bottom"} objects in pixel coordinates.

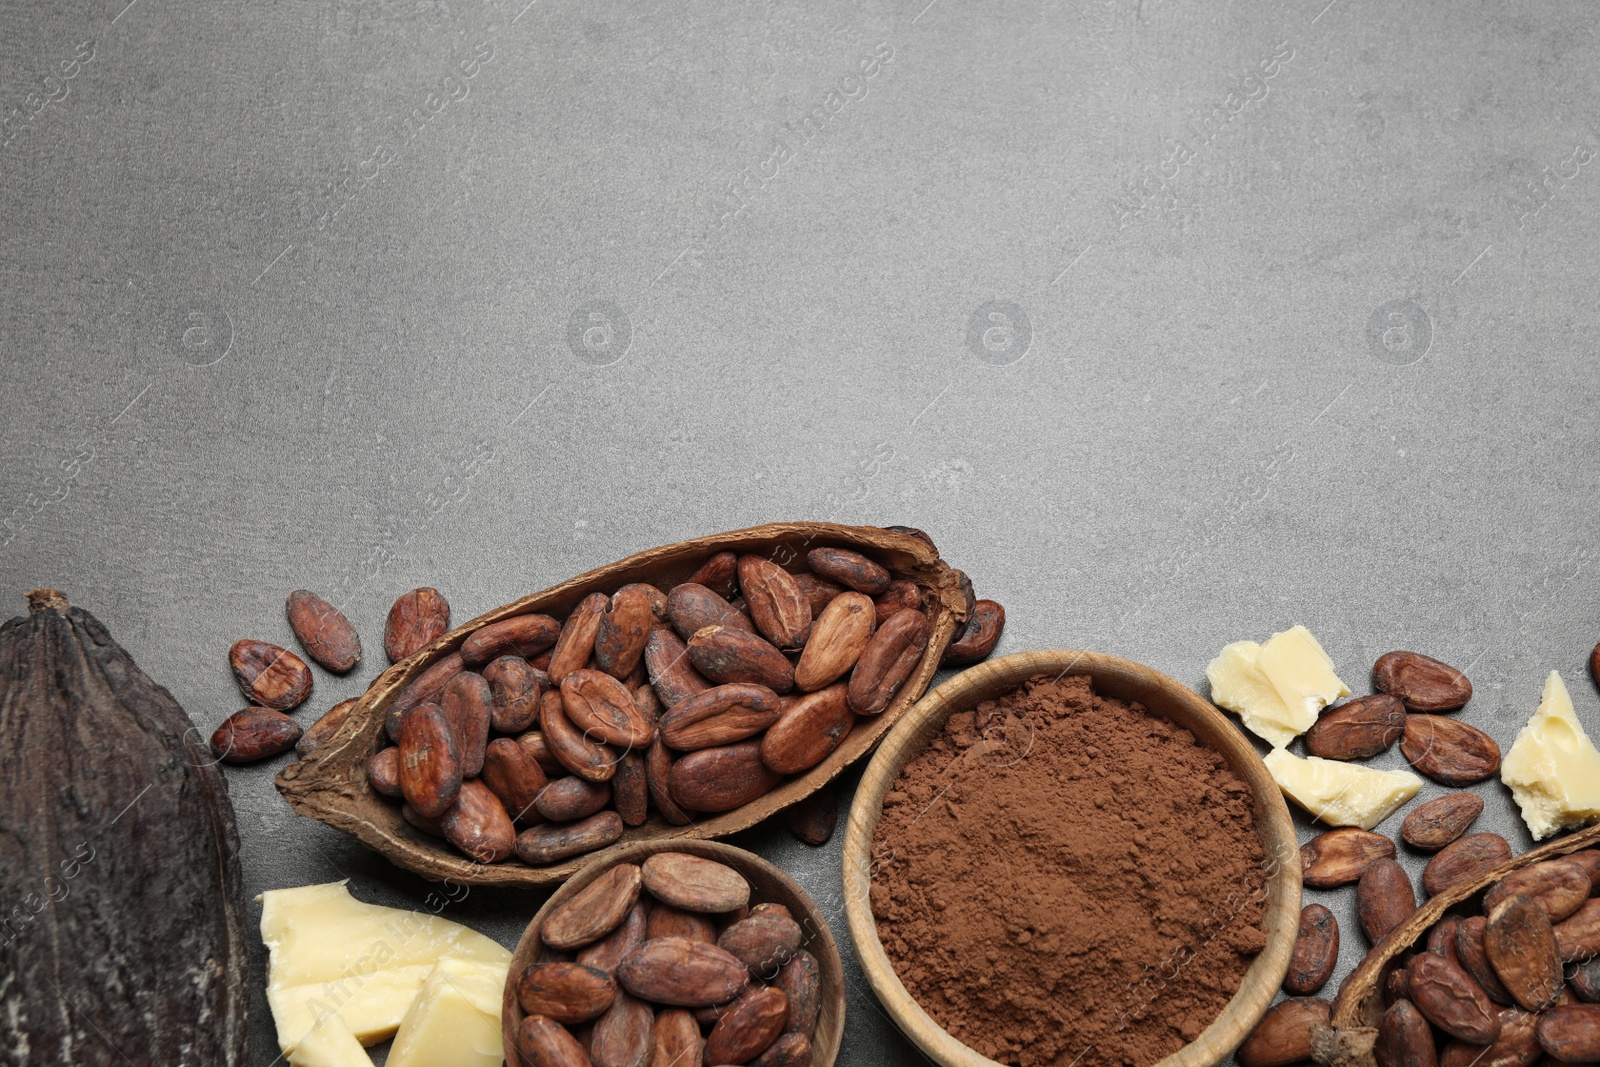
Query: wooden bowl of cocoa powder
[{"left": 843, "top": 649, "right": 1301, "bottom": 1067}]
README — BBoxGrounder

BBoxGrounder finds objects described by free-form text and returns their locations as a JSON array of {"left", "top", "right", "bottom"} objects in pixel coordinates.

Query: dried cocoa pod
[
  {"left": 1377, "top": 999, "right": 1439, "bottom": 1067},
  {"left": 1403, "top": 793, "right": 1486, "bottom": 851},
  {"left": 1375, "top": 651, "right": 1474, "bottom": 712},
  {"left": 667, "top": 583, "right": 755, "bottom": 642},
  {"left": 1486, "top": 861, "right": 1593, "bottom": 924},
  {"left": 784, "top": 786, "right": 838, "bottom": 847},
  {"left": 1425, "top": 834, "right": 1514, "bottom": 897},
  {"left": 211, "top": 706, "right": 302, "bottom": 763},
  {"left": 719, "top": 912, "right": 803, "bottom": 976},
  {"left": 385, "top": 586, "right": 450, "bottom": 662},
  {"left": 483, "top": 655, "right": 547, "bottom": 734},
  {"left": 648, "top": 904, "right": 718, "bottom": 944},
  {"left": 439, "top": 778, "right": 516, "bottom": 862},
  {"left": 518, "top": 1013, "right": 592, "bottom": 1067},
  {"left": 660, "top": 683, "right": 784, "bottom": 751},
  {"left": 669, "top": 740, "right": 784, "bottom": 813},
  {"left": 806, "top": 546, "right": 891, "bottom": 595},
  {"left": 794, "top": 592, "right": 875, "bottom": 692},
  {"left": 1537, "top": 1005, "right": 1600, "bottom": 1062},
  {"left": 687, "top": 624, "right": 795, "bottom": 693},
  {"left": 1238, "top": 997, "right": 1333, "bottom": 1067},
  {"left": 777, "top": 950, "right": 821, "bottom": 1036},
  {"left": 1402, "top": 715, "right": 1503, "bottom": 785},
  {"left": 388, "top": 651, "right": 466, "bottom": 740},
  {"left": 517, "top": 810, "right": 625, "bottom": 865},
  {"left": 647, "top": 734, "right": 693, "bottom": 826},
  {"left": 592, "top": 989, "right": 655, "bottom": 1067},
  {"left": 1409, "top": 952, "right": 1504, "bottom": 1044},
  {"left": 543, "top": 863, "right": 645, "bottom": 950},
  {"left": 690, "top": 552, "right": 740, "bottom": 598},
  {"left": 751, "top": 1032, "right": 811, "bottom": 1067},
  {"left": 399, "top": 703, "right": 463, "bottom": 818},
  {"left": 1441, "top": 1008, "right": 1541, "bottom": 1067},
  {"left": 614, "top": 752, "right": 649, "bottom": 827},
  {"left": 618, "top": 936, "right": 750, "bottom": 1006},
  {"left": 706, "top": 986, "right": 789, "bottom": 1065},
  {"left": 482, "top": 736, "right": 548, "bottom": 822},
  {"left": 542, "top": 688, "right": 620, "bottom": 783},
  {"left": 578, "top": 900, "right": 649, "bottom": 976},
  {"left": 285, "top": 589, "right": 362, "bottom": 672},
  {"left": 442, "top": 670, "right": 492, "bottom": 777},
  {"left": 761, "top": 684, "right": 853, "bottom": 776},
  {"left": 1305, "top": 694, "right": 1407, "bottom": 760},
  {"left": 1458, "top": 916, "right": 1516, "bottom": 1005},
  {"left": 652, "top": 1008, "right": 705, "bottom": 1067},
  {"left": 642, "top": 853, "right": 752, "bottom": 912},
  {"left": 873, "top": 579, "right": 921, "bottom": 625},
  {"left": 1487, "top": 893, "right": 1565, "bottom": 1012},
  {"left": 644, "top": 627, "right": 711, "bottom": 709},
  {"left": 596, "top": 584, "right": 666, "bottom": 680},
  {"left": 847, "top": 608, "right": 929, "bottom": 714},
  {"left": 793, "top": 573, "right": 845, "bottom": 616},
  {"left": 297, "top": 697, "right": 356, "bottom": 756},
  {"left": 941, "top": 598, "right": 1006, "bottom": 666},
  {"left": 1557, "top": 901, "right": 1600, "bottom": 962},
  {"left": 549, "top": 592, "right": 610, "bottom": 684},
  {"left": 563, "top": 669, "right": 655, "bottom": 750},
  {"left": 367, "top": 746, "right": 404, "bottom": 797},
  {"left": 736, "top": 555, "right": 813, "bottom": 649},
  {"left": 1286, "top": 903, "right": 1340, "bottom": 995},
  {"left": 1301, "top": 828, "right": 1398, "bottom": 887},
  {"left": 518, "top": 961, "right": 618, "bottom": 1024},
  {"left": 1361, "top": 859, "right": 1419, "bottom": 943},
  {"left": 1431, "top": 917, "right": 1465, "bottom": 966},
  {"left": 537, "top": 776, "right": 614, "bottom": 823},
  {"left": 229, "top": 638, "right": 313, "bottom": 710}
]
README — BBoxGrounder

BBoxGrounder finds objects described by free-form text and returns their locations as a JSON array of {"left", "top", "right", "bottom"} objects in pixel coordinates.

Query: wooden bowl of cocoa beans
[
  {"left": 502, "top": 839, "right": 845, "bottom": 1067},
  {"left": 276, "top": 522, "right": 973, "bottom": 886},
  {"left": 842, "top": 649, "right": 1303, "bottom": 1067}
]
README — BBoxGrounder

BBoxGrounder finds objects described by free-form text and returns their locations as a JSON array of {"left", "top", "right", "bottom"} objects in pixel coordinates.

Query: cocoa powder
[{"left": 871, "top": 674, "right": 1268, "bottom": 1067}]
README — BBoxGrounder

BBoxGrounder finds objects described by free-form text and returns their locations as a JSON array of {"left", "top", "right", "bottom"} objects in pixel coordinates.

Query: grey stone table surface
[{"left": 3, "top": 0, "right": 1598, "bottom": 1062}]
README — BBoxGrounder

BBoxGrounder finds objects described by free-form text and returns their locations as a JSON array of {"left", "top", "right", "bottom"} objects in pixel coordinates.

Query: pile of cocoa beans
[{"left": 515, "top": 852, "right": 823, "bottom": 1066}]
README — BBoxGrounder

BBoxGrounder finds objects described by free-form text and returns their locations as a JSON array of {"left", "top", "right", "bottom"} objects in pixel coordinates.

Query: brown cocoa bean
[
  {"left": 1570, "top": 959, "right": 1600, "bottom": 1003},
  {"left": 1305, "top": 694, "right": 1408, "bottom": 760},
  {"left": 518, "top": 1013, "right": 592, "bottom": 1067},
  {"left": 518, "top": 961, "right": 618, "bottom": 1024},
  {"left": 596, "top": 584, "right": 665, "bottom": 680},
  {"left": 1385, "top": 962, "right": 1413, "bottom": 1007},
  {"left": 687, "top": 625, "right": 794, "bottom": 693},
  {"left": 1403, "top": 793, "right": 1486, "bottom": 851},
  {"left": 1402, "top": 715, "right": 1503, "bottom": 785},
  {"left": 229, "top": 639, "right": 313, "bottom": 711},
  {"left": 563, "top": 669, "right": 655, "bottom": 750},
  {"left": 402, "top": 802, "right": 445, "bottom": 837},
  {"left": 1410, "top": 952, "right": 1504, "bottom": 1044},
  {"left": 650, "top": 1008, "right": 704, "bottom": 1067},
  {"left": 613, "top": 752, "right": 648, "bottom": 828},
  {"left": 667, "top": 584, "right": 755, "bottom": 642},
  {"left": 519, "top": 728, "right": 566, "bottom": 777},
  {"left": 544, "top": 864, "right": 644, "bottom": 950},
  {"left": 1487, "top": 893, "right": 1565, "bottom": 1012},
  {"left": 941, "top": 598, "right": 1006, "bottom": 667},
  {"left": 751, "top": 1032, "right": 812, "bottom": 1067},
  {"left": 719, "top": 912, "right": 802, "bottom": 977},
  {"left": 1487, "top": 862, "right": 1593, "bottom": 924},
  {"left": 441, "top": 670, "right": 491, "bottom": 777},
  {"left": 793, "top": 573, "right": 845, "bottom": 616},
  {"left": 1377, "top": 999, "right": 1439, "bottom": 1067},
  {"left": 847, "top": 607, "right": 929, "bottom": 715},
  {"left": 1238, "top": 997, "right": 1333, "bottom": 1067},
  {"left": 1537, "top": 1005, "right": 1600, "bottom": 1062},
  {"left": 647, "top": 735, "right": 692, "bottom": 826},
  {"left": 439, "top": 779, "right": 515, "bottom": 863},
  {"left": 660, "top": 683, "right": 784, "bottom": 751},
  {"left": 542, "top": 689, "right": 620, "bottom": 783},
  {"left": 387, "top": 651, "right": 465, "bottom": 738},
  {"left": 461, "top": 613, "right": 561, "bottom": 666},
  {"left": 1566, "top": 850, "right": 1600, "bottom": 890},
  {"left": 1376, "top": 651, "right": 1474, "bottom": 712},
  {"left": 644, "top": 628, "right": 711, "bottom": 709},
  {"left": 806, "top": 546, "right": 891, "bottom": 595},
  {"left": 1425, "top": 834, "right": 1514, "bottom": 897},
  {"left": 668, "top": 740, "right": 784, "bottom": 813},
  {"left": 647, "top": 904, "right": 717, "bottom": 944},
  {"left": 484, "top": 655, "right": 547, "bottom": 734},
  {"left": 297, "top": 697, "right": 356, "bottom": 756},
  {"left": 1431, "top": 918, "right": 1465, "bottom": 966},
  {"left": 1557, "top": 901, "right": 1600, "bottom": 963},
  {"left": 873, "top": 580, "right": 921, "bottom": 626},
  {"left": 210, "top": 706, "right": 302, "bottom": 763},
  {"left": 516, "top": 811, "right": 625, "bottom": 865},
  {"left": 736, "top": 555, "right": 813, "bottom": 649},
  {"left": 549, "top": 592, "right": 610, "bottom": 684},
  {"left": 482, "top": 736, "right": 548, "bottom": 822},
  {"left": 689, "top": 552, "right": 740, "bottom": 598},
  {"left": 1446, "top": 1008, "right": 1542, "bottom": 1067},
  {"left": 784, "top": 786, "right": 838, "bottom": 847},
  {"left": 1361, "top": 859, "right": 1419, "bottom": 942},
  {"left": 776, "top": 950, "right": 820, "bottom": 1037},
  {"left": 794, "top": 592, "right": 876, "bottom": 692},
  {"left": 617, "top": 936, "right": 750, "bottom": 1007},
  {"left": 285, "top": 589, "right": 362, "bottom": 673},
  {"left": 1286, "top": 903, "right": 1340, "bottom": 995},
  {"left": 592, "top": 989, "right": 654, "bottom": 1067},
  {"left": 642, "top": 853, "right": 751, "bottom": 913},
  {"left": 399, "top": 703, "right": 462, "bottom": 818},
  {"left": 537, "top": 776, "right": 614, "bottom": 823},
  {"left": 1458, "top": 916, "right": 1515, "bottom": 1005},
  {"left": 705, "top": 986, "right": 789, "bottom": 1065},
  {"left": 633, "top": 684, "right": 660, "bottom": 724},
  {"left": 577, "top": 900, "right": 648, "bottom": 976},
  {"left": 385, "top": 586, "right": 450, "bottom": 662},
  {"left": 1301, "top": 828, "right": 1398, "bottom": 887},
  {"left": 761, "top": 685, "right": 853, "bottom": 776},
  {"left": 367, "top": 746, "right": 403, "bottom": 797}
]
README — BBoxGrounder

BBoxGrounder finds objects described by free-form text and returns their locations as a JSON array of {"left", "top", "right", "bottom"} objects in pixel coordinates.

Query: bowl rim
[
  {"left": 841, "top": 648, "right": 1302, "bottom": 1067},
  {"left": 502, "top": 838, "right": 847, "bottom": 1067}
]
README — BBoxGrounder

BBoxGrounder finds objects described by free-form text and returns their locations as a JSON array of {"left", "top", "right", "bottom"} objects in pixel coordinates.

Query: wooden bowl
[
  {"left": 501, "top": 839, "right": 846, "bottom": 1067},
  {"left": 275, "top": 522, "right": 970, "bottom": 886},
  {"left": 842, "top": 649, "right": 1303, "bottom": 1067}
]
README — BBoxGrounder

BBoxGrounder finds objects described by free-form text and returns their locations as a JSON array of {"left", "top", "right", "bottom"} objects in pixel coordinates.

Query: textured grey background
[{"left": 3, "top": 0, "right": 1599, "bottom": 1062}]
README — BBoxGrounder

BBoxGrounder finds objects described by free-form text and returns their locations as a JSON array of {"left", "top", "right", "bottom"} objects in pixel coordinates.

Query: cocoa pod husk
[
  {"left": 297, "top": 697, "right": 356, "bottom": 756},
  {"left": 660, "top": 683, "right": 784, "bottom": 751},
  {"left": 686, "top": 624, "right": 795, "bottom": 693},
  {"left": 481, "top": 736, "right": 549, "bottom": 822},
  {"left": 483, "top": 655, "right": 547, "bottom": 735},
  {"left": 543, "top": 863, "right": 644, "bottom": 950},
  {"left": 1375, "top": 651, "right": 1473, "bottom": 712},
  {"left": 1302, "top": 828, "right": 1398, "bottom": 887},
  {"left": 793, "top": 592, "right": 875, "bottom": 692},
  {"left": 617, "top": 936, "right": 750, "bottom": 1007},
  {"left": 1486, "top": 892, "right": 1564, "bottom": 1012},
  {"left": 385, "top": 586, "right": 450, "bottom": 662},
  {"left": 229, "top": 638, "right": 313, "bottom": 710},
  {"left": 1360, "top": 859, "right": 1419, "bottom": 943},
  {"left": 439, "top": 778, "right": 515, "bottom": 863},
  {"left": 548, "top": 591, "right": 610, "bottom": 685},
  {"left": 941, "top": 598, "right": 1005, "bottom": 666},
  {"left": 1403, "top": 793, "right": 1486, "bottom": 851},
  {"left": 286, "top": 589, "right": 362, "bottom": 673},
  {"left": 668, "top": 740, "right": 784, "bottom": 813},
  {"left": 761, "top": 684, "right": 853, "bottom": 776},
  {"left": 517, "top": 961, "right": 618, "bottom": 1024},
  {"left": 399, "top": 703, "right": 462, "bottom": 818},
  {"left": 1425, "top": 834, "right": 1514, "bottom": 897},
  {"left": 596, "top": 584, "right": 665, "bottom": 680},
  {"left": 1408, "top": 952, "right": 1504, "bottom": 1044},
  {"left": 847, "top": 608, "right": 930, "bottom": 715},
  {"left": 461, "top": 612, "right": 561, "bottom": 666},
  {"left": 1402, "top": 715, "right": 1503, "bottom": 786},
  {"left": 1305, "top": 694, "right": 1407, "bottom": 760},
  {"left": 737, "top": 555, "right": 812, "bottom": 649},
  {"left": 806, "top": 546, "right": 891, "bottom": 595},
  {"left": 516, "top": 810, "right": 624, "bottom": 865},
  {"left": 1239, "top": 997, "right": 1333, "bottom": 1067},
  {"left": 642, "top": 852, "right": 751, "bottom": 913},
  {"left": 1287, "top": 903, "right": 1341, "bottom": 996}
]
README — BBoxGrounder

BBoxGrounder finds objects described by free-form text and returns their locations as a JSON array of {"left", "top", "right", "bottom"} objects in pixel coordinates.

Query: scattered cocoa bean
[
  {"left": 704, "top": 986, "right": 789, "bottom": 1065},
  {"left": 616, "top": 937, "right": 749, "bottom": 1007},
  {"left": 595, "top": 584, "right": 665, "bottom": 680},
  {"left": 1360, "top": 859, "right": 1419, "bottom": 943},
  {"left": 793, "top": 573, "right": 844, "bottom": 616},
  {"left": 647, "top": 904, "right": 717, "bottom": 945},
  {"left": 1409, "top": 952, "right": 1504, "bottom": 1044},
  {"left": 784, "top": 785, "right": 839, "bottom": 847},
  {"left": 543, "top": 864, "right": 644, "bottom": 950},
  {"left": 793, "top": 592, "right": 875, "bottom": 692},
  {"left": 537, "top": 777, "right": 614, "bottom": 823},
  {"left": 719, "top": 912, "right": 802, "bottom": 977},
  {"left": 1487, "top": 861, "right": 1593, "bottom": 924},
  {"left": 687, "top": 624, "right": 795, "bottom": 693},
  {"left": 761, "top": 684, "right": 854, "bottom": 776},
  {"left": 211, "top": 707, "right": 301, "bottom": 763},
  {"left": 1301, "top": 828, "right": 1397, "bottom": 887},
  {"left": 1375, "top": 651, "right": 1474, "bottom": 712},
  {"left": 1376, "top": 998, "right": 1438, "bottom": 1067},
  {"left": 518, "top": 1014, "right": 593, "bottom": 1067},
  {"left": 668, "top": 740, "right": 784, "bottom": 813},
  {"left": 577, "top": 901, "right": 648, "bottom": 977},
  {"left": 229, "top": 639, "right": 313, "bottom": 711},
  {"left": 613, "top": 752, "right": 649, "bottom": 827},
  {"left": 1486, "top": 893, "right": 1565, "bottom": 1012},
  {"left": 873, "top": 580, "right": 921, "bottom": 626},
  {"left": 806, "top": 546, "right": 891, "bottom": 595},
  {"left": 484, "top": 655, "right": 547, "bottom": 734},
  {"left": 441, "top": 670, "right": 491, "bottom": 777},
  {"left": 482, "top": 736, "right": 548, "bottom": 822},
  {"left": 1403, "top": 793, "right": 1486, "bottom": 851},
  {"left": 1305, "top": 694, "right": 1407, "bottom": 760},
  {"left": 847, "top": 608, "right": 929, "bottom": 715},
  {"left": 1238, "top": 997, "right": 1333, "bottom": 1067},
  {"left": 461, "top": 613, "right": 561, "bottom": 667},
  {"left": 1557, "top": 900, "right": 1600, "bottom": 963},
  {"left": 562, "top": 669, "right": 655, "bottom": 750},
  {"left": 660, "top": 684, "right": 784, "bottom": 751},
  {"left": 642, "top": 853, "right": 751, "bottom": 913},
  {"left": 367, "top": 746, "right": 403, "bottom": 797},
  {"left": 439, "top": 779, "right": 515, "bottom": 863},
  {"left": 548, "top": 592, "right": 610, "bottom": 685},
  {"left": 1537, "top": 1005, "right": 1600, "bottom": 1063},
  {"left": 399, "top": 704, "right": 462, "bottom": 819},
  {"left": 1286, "top": 903, "right": 1340, "bottom": 995},
  {"left": 1401, "top": 715, "right": 1502, "bottom": 785},
  {"left": 591, "top": 989, "right": 654, "bottom": 1067},
  {"left": 518, "top": 961, "right": 618, "bottom": 1024},
  {"left": 1425, "top": 834, "right": 1514, "bottom": 897},
  {"left": 941, "top": 599, "right": 1007, "bottom": 667}
]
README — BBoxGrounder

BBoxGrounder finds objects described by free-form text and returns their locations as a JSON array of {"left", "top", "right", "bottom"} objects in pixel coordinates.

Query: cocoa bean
[
  {"left": 1537, "top": 1005, "right": 1600, "bottom": 1062},
  {"left": 666, "top": 584, "right": 755, "bottom": 642},
  {"left": 519, "top": 728, "right": 566, "bottom": 777},
  {"left": 660, "top": 683, "right": 784, "bottom": 751},
  {"left": 577, "top": 901, "right": 648, "bottom": 977},
  {"left": 563, "top": 669, "right": 654, "bottom": 750},
  {"left": 777, "top": 950, "right": 821, "bottom": 1037},
  {"left": 873, "top": 580, "right": 921, "bottom": 626},
  {"left": 1557, "top": 901, "right": 1600, "bottom": 963},
  {"left": 1566, "top": 850, "right": 1600, "bottom": 890},
  {"left": 1403, "top": 793, "right": 1486, "bottom": 851},
  {"left": 482, "top": 736, "right": 548, "bottom": 822},
  {"left": 1425, "top": 834, "right": 1514, "bottom": 897},
  {"left": 1375, "top": 651, "right": 1474, "bottom": 712},
  {"left": 285, "top": 589, "right": 362, "bottom": 673},
  {"left": 387, "top": 651, "right": 465, "bottom": 737},
  {"left": 229, "top": 639, "right": 313, "bottom": 711},
  {"left": 596, "top": 584, "right": 665, "bottom": 680},
  {"left": 210, "top": 706, "right": 302, "bottom": 763},
  {"left": 646, "top": 735, "right": 692, "bottom": 827},
  {"left": 1385, "top": 962, "right": 1413, "bottom": 1007},
  {"left": 1305, "top": 694, "right": 1407, "bottom": 760},
  {"left": 651, "top": 1008, "right": 704, "bottom": 1067},
  {"left": 549, "top": 592, "right": 610, "bottom": 684},
  {"left": 784, "top": 786, "right": 838, "bottom": 847},
  {"left": 751, "top": 1032, "right": 812, "bottom": 1067},
  {"left": 1431, "top": 917, "right": 1465, "bottom": 966},
  {"left": 806, "top": 546, "right": 891, "bottom": 595},
  {"left": 762, "top": 685, "right": 853, "bottom": 775},
  {"left": 367, "top": 746, "right": 403, "bottom": 797},
  {"left": 1409, "top": 952, "right": 1504, "bottom": 1044},
  {"left": 1377, "top": 999, "right": 1439, "bottom": 1067},
  {"left": 719, "top": 912, "right": 802, "bottom": 977},
  {"left": 1486, "top": 893, "right": 1564, "bottom": 1012},
  {"left": 518, "top": 961, "right": 618, "bottom": 1024},
  {"left": 706, "top": 987, "right": 788, "bottom": 1064},
  {"left": 543, "top": 863, "right": 644, "bottom": 950},
  {"left": 846, "top": 608, "right": 930, "bottom": 715},
  {"left": 613, "top": 752, "right": 649, "bottom": 827},
  {"left": 737, "top": 555, "right": 813, "bottom": 649},
  {"left": 541, "top": 689, "right": 620, "bottom": 783},
  {"left": 402, "top": 802, "right": 445, "bottom": 837},
  {"left": 1286, "top": 903, "right": 1340, "bottom": 995},
  {"left": 1440, "top": 1008, "right": 1541, "bottom": 1067},
  {"left": 461, "top": 612, "right": 561, "bottom": 666},
  {"left": 647, "top": 904, "right": 717, "bottom": 945},
  {"left": 644, "top": 628, "right": 711, "bottom": 709},
  {"left": 1360, "top": 859, "right": 1419, "bottom": 942},
  {"left": 536, "top": 776, "right": 613, "bottom": 823},
  {"left": 942, "top": 599, "right": 1006, "bottom": 667},
  {"left": 592, "top": 989, "right": 654, "bottom": 1067},
  {"left": 641, "top": 853, "right": 751, "bottom": 913},
  {"left": 441, "top": 670, "right": 491, "bottom": 777},
  {"left": 1486, "top": 861, "right": 1593, "bottom": 924},
  {"left": 399, "top": 703, "right": 462, "bottom": 818},
  {"left": 385, "top": 586, "right": 450, "bottom": 662},
  {"left": 617, "top": 936, "right": 749, "bottom": 1007},
  {"left": 484, "top": 655, "right": 547, "bottom": 734},
  {"left": 1238, "top": 997, "right": 1333, "bottom": 1067},
  {"left": 668, "top": 740, "right": 784, "bottom": 813},
  {"left": 1570, "top": 958, "right": 1600, "bottom": 1004},
  {"left": 793, "top": 573, "right": 845, "bottom": 616},
  {"left": 518, "top": 1013, "right": 592, "bottom": 1067},
  {"left": 516, "top": 811, "right": 624, "bottom": 865},
  {"left": 1301, "top": 828, "right": 1397, "bottom": 887},
  {"left": 689, "top": 552, "right": 739, "bottom": 598},
  {"left": 1458, "top": 916, "right": 1516, "bottom": 1005},
  {"left": 439, "top": 779, "right": 515, "bottom": 863},
  {"left": 297, "top": 697, "right": 356, "bottom": 756},
  {"left": 687, "top": 625, "right": 795, "bottom": 693},
  {"left": 1402, "top": 715, "right": 1503, "bottom": 785},
  {"left": 793, "top": 592, "right": 875, "bottom": 692}
]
